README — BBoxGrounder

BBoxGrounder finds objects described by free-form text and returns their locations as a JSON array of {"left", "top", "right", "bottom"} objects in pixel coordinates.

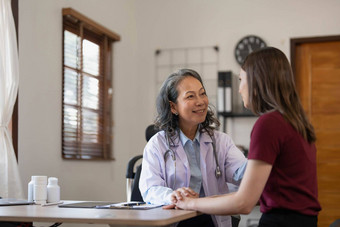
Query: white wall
[
  {"left": 18, "top": 0, "right": 143, "bottom": 203},
  {"left": 133, "top": 0, "right": 340, "bottom": 145},
  {"left": 18, "top": 0, "right": 340, "bottom": 226}
]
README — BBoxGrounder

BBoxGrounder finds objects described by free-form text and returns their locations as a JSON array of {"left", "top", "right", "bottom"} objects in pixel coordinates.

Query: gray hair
[{"left": 154, "top": 69, "right": 219, "bottom": 145}]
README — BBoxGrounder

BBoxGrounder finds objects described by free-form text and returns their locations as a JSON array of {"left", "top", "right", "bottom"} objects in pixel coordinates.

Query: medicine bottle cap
[
  {"left": 33, "top": 176, "right": 47, "bottom": 184},
  {"left": 31, "top": 176, "right": 40, "bottom": 181},
  {"left": 48, "top": 177, "right": 58, "bottom": 185}
]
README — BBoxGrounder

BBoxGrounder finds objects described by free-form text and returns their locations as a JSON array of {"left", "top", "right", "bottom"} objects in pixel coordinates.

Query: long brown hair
[{"left": 242, "top": 47, "right": 316, "bottom": 143}]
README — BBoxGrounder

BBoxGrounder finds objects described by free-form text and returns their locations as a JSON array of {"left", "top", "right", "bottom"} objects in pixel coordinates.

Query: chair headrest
[{"left": 145, "top": 124, "right": 159, "bottom": 142}]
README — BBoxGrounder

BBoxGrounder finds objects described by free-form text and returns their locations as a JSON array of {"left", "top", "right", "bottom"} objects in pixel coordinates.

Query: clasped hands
[{"left": 163, "top": 187, "right": 197, "bottom": 210}]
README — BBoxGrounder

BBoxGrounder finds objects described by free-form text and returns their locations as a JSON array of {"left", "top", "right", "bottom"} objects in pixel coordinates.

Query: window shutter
[{"left": 62, "top": 8, "right": 120, "bottom": 160}]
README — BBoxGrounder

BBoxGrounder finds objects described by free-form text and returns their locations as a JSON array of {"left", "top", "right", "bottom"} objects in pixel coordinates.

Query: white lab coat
[{"left": 139, "top": 130, "right": 247, "bottom": 227}]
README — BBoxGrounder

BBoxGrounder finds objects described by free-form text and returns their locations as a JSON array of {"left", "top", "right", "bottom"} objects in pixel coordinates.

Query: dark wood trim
[
  {"left": 11, "top": 0, "right": 18, "bottom": 40},
  {"left": 290, "top": 35, "right": 340, "bottom": 76},
  {"left": 63, "top": 8, "right": 121, "bottom": 41},
  {"left": 11, "top": 0, "right": 19, "bottom": 160},
  {"left": 62, "top": 12, "right": 119, "bottom": 160}
]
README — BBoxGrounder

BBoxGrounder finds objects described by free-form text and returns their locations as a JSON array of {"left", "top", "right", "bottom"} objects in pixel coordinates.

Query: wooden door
[{"left": 293, "top": 38, "right": 340, "bottom": 227}]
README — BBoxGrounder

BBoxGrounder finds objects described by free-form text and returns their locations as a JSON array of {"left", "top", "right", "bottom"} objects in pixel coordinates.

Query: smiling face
[
  {"left": 170, "top": 76, "right": 209, "bottom": 133},
  {"left": 239, "top": 69, "right": 249, "bottom": 108}
]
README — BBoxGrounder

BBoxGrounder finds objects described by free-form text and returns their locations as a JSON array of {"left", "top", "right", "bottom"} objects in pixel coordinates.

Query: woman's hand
[
  {"left": 162, "top": 187, "right": 198, "bottom": 210},
  {"left": 173, "top": 195, "right": 194, "bottom": 210},
  {"left": 171, "top": 187, "right": 198, "bottom": 203}
]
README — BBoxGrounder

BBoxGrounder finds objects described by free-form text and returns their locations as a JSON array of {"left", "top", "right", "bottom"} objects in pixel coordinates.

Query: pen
[
  {"left": 122, "top": 202, "right": 146, "bottom": 206},
  {"left": 41, "top": 201, "right": 64, "bottom": 207}
]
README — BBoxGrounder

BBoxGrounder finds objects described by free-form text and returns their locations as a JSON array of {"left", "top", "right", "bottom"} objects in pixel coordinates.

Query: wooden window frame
[{"left": 62, "top": 8, "right": 120, "bottom": 160}]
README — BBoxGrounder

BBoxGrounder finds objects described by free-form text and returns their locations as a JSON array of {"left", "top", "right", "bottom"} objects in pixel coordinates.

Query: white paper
[
  {"left": 217, "top": 87, "right": 224, "bottom": 112},
  {"left": 225, "top": 87, "right": 232, "bottom": 112}
]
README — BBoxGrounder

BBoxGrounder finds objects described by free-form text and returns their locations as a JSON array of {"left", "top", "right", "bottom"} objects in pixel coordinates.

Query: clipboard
[
  {"left": 95, "top": 201, "right": 162, "bottom": 210},
  {"left": 58, "top": 201, "right": 115, "bottom": 208},
  {"left": 0, "top": 198, "right": 34, "bottom": 206}
]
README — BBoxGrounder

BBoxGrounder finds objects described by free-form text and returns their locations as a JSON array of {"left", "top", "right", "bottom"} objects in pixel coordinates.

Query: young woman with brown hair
[{"left": 174, "top": 47, "right": 321, "bottom": 227}]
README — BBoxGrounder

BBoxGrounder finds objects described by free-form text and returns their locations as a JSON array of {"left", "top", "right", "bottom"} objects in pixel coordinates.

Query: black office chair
[
  {"left": 145, "top": 124, "right": 159, "bottom": 142},
  {"left": 126, "top": 155, "right": 143, "bottom": 202},
  {"left": 126, "top": 124, "right": 159, "bottom": 202}
]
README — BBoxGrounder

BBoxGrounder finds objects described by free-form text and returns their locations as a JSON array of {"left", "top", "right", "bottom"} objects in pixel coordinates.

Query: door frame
[
  {"left": 290, "top": 34, "right": 340, "bottom": 227},
  {"left": 290, "top": 35, "right": 340, "bottom": 76}
]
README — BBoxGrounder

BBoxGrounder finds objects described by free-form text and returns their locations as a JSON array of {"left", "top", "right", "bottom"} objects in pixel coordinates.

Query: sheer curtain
[{"left": 0, "top": 0, "right": 23, "bottom": 199}]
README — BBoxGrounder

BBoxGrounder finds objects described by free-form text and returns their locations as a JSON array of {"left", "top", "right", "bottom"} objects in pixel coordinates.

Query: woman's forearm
[
  {"left": 176, "top": 160, "right": 272, "bottom": 215},
  {"left": 187, "top": 192, "right": 254, "bottom": 215}
]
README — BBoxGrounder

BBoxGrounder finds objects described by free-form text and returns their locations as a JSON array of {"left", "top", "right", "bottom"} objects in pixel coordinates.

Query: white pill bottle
[{"left": 47, "top": 177, "right": 60, "bottom": 203}]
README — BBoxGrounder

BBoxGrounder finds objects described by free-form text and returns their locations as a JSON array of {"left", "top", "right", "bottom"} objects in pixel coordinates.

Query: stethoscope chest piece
[{"left": 215, "top": 166, "right": 221, "bottom": 178}]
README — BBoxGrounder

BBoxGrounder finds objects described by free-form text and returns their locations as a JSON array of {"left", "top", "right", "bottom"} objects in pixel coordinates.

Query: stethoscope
[{"left": 163, "top": 133, "right": 222, "bottom": 188}]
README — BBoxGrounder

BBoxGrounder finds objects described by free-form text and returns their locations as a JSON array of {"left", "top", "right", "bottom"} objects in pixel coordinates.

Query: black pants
[
  {"left": 259, "top": 209, "right": 317, "bottom": 227},
  {"left": 177, "top": 214, "right": 215, "bottom": 227}
]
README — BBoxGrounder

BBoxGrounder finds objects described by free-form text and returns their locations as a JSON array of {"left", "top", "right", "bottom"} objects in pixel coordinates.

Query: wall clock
[{"left": 234, "top": 35, "right": 267, "bottom": 65}]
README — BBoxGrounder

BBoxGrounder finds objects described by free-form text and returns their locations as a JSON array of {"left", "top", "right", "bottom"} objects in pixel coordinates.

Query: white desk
[{"left": 0, "top": 201, "right": 200, "bottom": 226}]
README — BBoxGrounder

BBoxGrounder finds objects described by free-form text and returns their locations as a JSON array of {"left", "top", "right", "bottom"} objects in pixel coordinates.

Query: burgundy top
[{"left": 248, "top": 111, "right": 321, "bottom": 215}]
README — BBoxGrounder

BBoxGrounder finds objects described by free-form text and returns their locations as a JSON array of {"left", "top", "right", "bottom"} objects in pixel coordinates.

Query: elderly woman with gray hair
[{"left": 139, "top": 69, "right": 247, "bottom": 227}]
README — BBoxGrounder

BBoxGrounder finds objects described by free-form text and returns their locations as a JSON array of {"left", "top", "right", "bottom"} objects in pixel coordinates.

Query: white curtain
[{"left": 0, "top": 0, "right": 23, "bottom": 199}]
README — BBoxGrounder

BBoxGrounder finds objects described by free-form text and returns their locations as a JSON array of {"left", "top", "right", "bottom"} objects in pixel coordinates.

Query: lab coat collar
[
  {"left": 199, "top": 130, "right": 214, "bottom": 144},
  {"left": 179, "top": 129, "right": 200, "bottom": 146}
]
